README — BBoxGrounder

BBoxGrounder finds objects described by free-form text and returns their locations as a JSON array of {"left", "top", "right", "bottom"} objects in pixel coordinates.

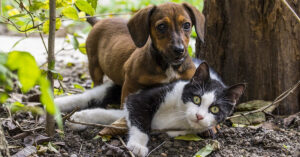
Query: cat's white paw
[
  {"left": 166, "top": 131, "right": 188, "bottom": 137},
  {"left": 127, "top": 142, "right": 148, "bottom": 157},
  {"left": 66, "top": 112, "right": 87, "bottom": 131}
]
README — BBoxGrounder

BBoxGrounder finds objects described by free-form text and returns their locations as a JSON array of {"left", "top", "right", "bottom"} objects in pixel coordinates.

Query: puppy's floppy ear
[
  {"left": 182, "top": 3, "right": 205, "bottom": 42},
  {"left": 127, "top": 5, "right": 156, "bottom": 48},
  {"left": 191, "top": 61, "right": 210, "bottom": 84}
]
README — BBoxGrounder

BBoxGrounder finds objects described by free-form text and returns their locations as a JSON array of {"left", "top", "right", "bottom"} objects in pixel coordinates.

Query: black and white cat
[{"left": 55, "top": 61, "right": 245, "bottom": 157}]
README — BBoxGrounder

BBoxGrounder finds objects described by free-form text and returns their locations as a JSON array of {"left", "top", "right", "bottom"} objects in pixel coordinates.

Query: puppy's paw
[
  {"left": 66, "top": 112, "right": 87, "bottom": 131},
  {"left": 127, "top": 142, "right": 148, "bottom": 157}
]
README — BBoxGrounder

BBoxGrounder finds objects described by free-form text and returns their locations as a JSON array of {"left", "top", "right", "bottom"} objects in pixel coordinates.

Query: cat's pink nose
[{"left": 196, "top": 114, "right": 204, "bottom": 120}]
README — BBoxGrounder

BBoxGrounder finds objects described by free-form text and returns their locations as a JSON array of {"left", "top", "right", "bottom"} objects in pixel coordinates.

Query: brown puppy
[{"left": 86, "top": 2, "right": 205, "bottom": 106}]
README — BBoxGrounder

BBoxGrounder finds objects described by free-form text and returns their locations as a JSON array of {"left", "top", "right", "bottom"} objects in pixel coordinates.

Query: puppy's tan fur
[{"left": 86, "top": 2, "right": 205, "bottom": 105}]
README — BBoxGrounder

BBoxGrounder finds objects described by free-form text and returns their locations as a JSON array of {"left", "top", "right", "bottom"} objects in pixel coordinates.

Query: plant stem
[{"left": 45, "top": 0, "right": 56, "bottom": 137}]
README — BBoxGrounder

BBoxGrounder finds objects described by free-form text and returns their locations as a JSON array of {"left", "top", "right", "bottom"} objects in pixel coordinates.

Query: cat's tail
[
  {"left": 66, "top": 108, "right": 125, "bottom": 131},
  {"left": 54, "top": 80, "right": 121, "bottom": 112}
]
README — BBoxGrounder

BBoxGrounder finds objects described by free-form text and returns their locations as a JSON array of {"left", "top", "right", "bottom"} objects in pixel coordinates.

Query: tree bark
[
  {"left": 197, "top": 0, "right": 300, "bottom": 115},
  {"left": 46, "top": 0, "right": 56, "bottom": 136}
]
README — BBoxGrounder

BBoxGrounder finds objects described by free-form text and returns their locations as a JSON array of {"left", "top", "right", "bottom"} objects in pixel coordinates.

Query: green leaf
[
  {"left": 54, "top": 88, "right": 64, "bottom": 96},
  {"left": 0, "top": 93, "right": 8, "bottom": 104},
  {"left": 8, "top": 13, "right": 26, "bottom": 19},
  {"left": 0, "top": 53, "right": 7, "bottom": 64},
  {"left": 39, "top": 76, "right": 63, "bottom": 130},
  {"left": 62, "top": 6, "right": 79, "bottom": 20},
  {"left": 75, "top": 0, "right": 95, "bottom": 16},
  {"left": 47, "top": 142, "right": 59, "bottom": 153},
  {"left": 87, "top": 0, "right": 98, "bottom": 10},
  {"left": 9, "top": 101, "right": 45, "bottom": 115},
  {"left": 191, "top": 28, "right": 197, "bottom": 38},
  {"left": 101, "top": 135, "right": 112, "bottom": 142},
  {"left": 174, "top": 134, "right": 203, "bottom": 141},
  {"left": 51, "top": 70, "right": 63, "bottom": 81},
  {"left": 6, "top": 51, "right": 40, "bottom": 93},
  {"left": 79, "top": 43, "right": 86, "bottom": 54},
  {"left": 42, "top": 18, "right": 62, "bottom": 34},
  {"left": 73, "top": 83, "right": 85, "bottom": 91},
  {"left": 72, "top": 35, "right": 79, "bottom": 50},
  {"left": 39, "top": 76, "right": 55, "bottom": 114},
  {"left": 194, "top": 144, "right": 214, "bottom": 157},
  {"left": 188, "top": 45, "right": 194, "bottom": 57}
]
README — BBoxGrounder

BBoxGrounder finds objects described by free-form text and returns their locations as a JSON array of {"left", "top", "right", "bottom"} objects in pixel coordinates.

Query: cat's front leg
[{"left": 127, "top": 126, "right": 149, "bottom": 157}]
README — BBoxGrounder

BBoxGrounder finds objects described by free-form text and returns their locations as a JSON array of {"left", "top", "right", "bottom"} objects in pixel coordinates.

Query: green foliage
[
  {"left": 9, "top": 101, "right": 45, "bottom": 115},
  {"left": 73, "top": 83, "right": 85, "bottom": 92},
  {"left": 75, "top": 0, "right": 95, "bottom": 16},
  {"left": 6, "top": 51, "right": 41, "bottom": 93},
  {"left": 62, "top": 6, "right": 79, "bottom": 20},
  {"left": 0, "top": 51, "right": 62, "bottom": 129},
  {"left": 43, "top": 18, "right": 62, "bottom": 34},
  {"left": 194, "top": 144, "right": 214, "bottom": 157},
  {"left": 174, "top": 134, "right": 203, "bottom": 141}
]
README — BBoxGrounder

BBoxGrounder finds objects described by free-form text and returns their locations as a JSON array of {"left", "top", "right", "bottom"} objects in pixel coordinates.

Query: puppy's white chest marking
[{"left": 161, "top": 66, "right": 180, "bottom": 83}]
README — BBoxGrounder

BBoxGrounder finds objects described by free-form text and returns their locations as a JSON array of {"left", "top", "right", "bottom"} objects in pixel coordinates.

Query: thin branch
[
  {"left": 281, "top": 0, "right": 300, "bottom": 23},
  {"left": 227, "top": 80, "right": 300, "bottom": 120},
  {"left": 66, "top": 119, "right": 128, "bottom": 130},
  {"left": 117, "top": 136, "right": 135, "bottom": 157},
  {"left": 146, "top": 141, "right": 166, "bottom": 157},
  {"left": 62, "top": 107, "right": 79, "bottom": 121},
  {"left": 1, "top": 17, "right": 43, "bottom": 32},
  {"left": 38, "top": 27, "right": 48, "bottom": 54}
]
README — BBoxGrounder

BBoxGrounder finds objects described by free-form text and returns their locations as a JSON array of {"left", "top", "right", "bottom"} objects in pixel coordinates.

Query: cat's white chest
[
  {"left": 151, "top": 82, "right": 189, "bottom": 129},
  {"left": 161, "top": 66, "right": 180, "bottom": 83}
]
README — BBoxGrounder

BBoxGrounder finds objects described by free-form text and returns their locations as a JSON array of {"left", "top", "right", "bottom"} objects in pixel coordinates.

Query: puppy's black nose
[{"left": 173, "top": 45, "right": 184, "bottom": 55}]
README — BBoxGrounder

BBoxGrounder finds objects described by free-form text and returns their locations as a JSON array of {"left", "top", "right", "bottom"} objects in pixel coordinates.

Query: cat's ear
[
  {"left": 191, "top": 61, "right": 210, "bottom": 84},
  {"left": 225, "top": 83, "right": 246, "bottom": 105}
]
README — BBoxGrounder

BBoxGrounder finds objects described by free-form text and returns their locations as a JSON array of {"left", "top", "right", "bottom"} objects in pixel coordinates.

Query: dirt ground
[{"left": 2, "top": 60, "right": 300, "bottom": 157}]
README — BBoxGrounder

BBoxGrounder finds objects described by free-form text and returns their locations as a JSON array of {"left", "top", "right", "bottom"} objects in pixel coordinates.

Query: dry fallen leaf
[{"left": 99, "top": 117, "right": 128, "bottom": 136}]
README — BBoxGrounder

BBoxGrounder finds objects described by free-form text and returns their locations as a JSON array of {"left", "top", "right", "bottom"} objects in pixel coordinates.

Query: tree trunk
[
  {"left": 46, "top": 0, "right": 56, "bottom": 136},
  {"left": 197, "top": 0, "right": 300, "bottom": 115}
]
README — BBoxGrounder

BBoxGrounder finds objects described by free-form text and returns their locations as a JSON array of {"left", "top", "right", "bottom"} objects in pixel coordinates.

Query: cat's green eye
[
  {"left": 210, "top": 106, "right": 219, "bottom": 114},
  {"left": 193, "top": 96, "right": 201, "bottom": 104}
]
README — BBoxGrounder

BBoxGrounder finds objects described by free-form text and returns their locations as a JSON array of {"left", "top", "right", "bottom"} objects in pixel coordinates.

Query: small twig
[
  {"left": 38, "top": 28, "right": 48, "bottom": 54},
  {"left": 80, "top": 12, "right": 133, "bottom": 19},
  {"left": 62, "top": 107, "right": 79, "bottom": 122},
  {"left": 240, "top": 113, "right": 252, "bottom": 125},
  {"left": 227, "top": 80, "right": 300, "bottom": 120},
  {"left": 66, "top": 119, "right": 128, "bottom": 130},
  {"left": 146, "top": 141, "right": 166, "bottom": 157},
  {"left": 281, "top": 0, "right": 300, "bottom": 23},
  {"left": 22, "top": 126, "right": 45, "bottom": 132},
  {"left": 117, "top": 135, "right": 135, "bottom": 157},
  {"left": 78, "top": 143, "right": 83, "bottom": 155}
]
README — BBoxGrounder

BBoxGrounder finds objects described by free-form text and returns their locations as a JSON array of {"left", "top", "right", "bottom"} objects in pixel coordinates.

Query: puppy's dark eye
[
  {"left": 157, "top": 24, "right": 167, "bottom": 32},
  {"left": 183, "top": 22, "right": 191, "bottom": 31}
]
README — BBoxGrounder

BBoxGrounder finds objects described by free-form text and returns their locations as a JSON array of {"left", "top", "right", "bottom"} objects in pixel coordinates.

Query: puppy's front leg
[
  {"left": 121, "top": 78, "right": 139, "bottom": 107},
  {"left": 127, "top": 126, "right": 149, "bottom": 157}
]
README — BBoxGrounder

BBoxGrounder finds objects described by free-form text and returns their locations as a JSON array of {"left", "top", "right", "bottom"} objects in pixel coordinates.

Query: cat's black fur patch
[
  {"left": 126, "top": 82, "right": 175, "bottom": 134},
  {"left": 87, "top": 84, "right": 122, "bottom": 108}
]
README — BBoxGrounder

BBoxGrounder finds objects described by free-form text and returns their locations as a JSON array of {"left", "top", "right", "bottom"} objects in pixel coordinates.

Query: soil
[{"left": 1, "top": 59, "right": 300, "bottom": 157}]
